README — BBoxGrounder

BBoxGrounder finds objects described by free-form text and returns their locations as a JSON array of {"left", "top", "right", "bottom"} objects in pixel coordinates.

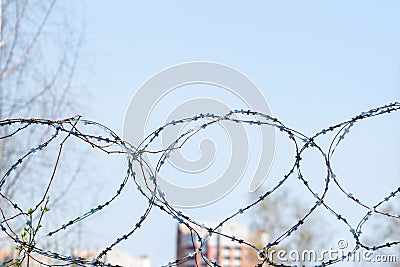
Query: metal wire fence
[{"left": 0, "top": 102, "right": 399, "bottom": 267}]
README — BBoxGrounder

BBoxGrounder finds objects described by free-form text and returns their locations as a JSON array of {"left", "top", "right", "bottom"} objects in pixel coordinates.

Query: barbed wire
[{"left": 0, "top": 102, "right": 399, "bottom": 267}]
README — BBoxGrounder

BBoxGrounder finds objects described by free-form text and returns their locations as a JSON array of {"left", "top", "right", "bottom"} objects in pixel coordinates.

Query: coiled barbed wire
[{"left": 0, "top": 102, "right": 399, "bottom": 267}]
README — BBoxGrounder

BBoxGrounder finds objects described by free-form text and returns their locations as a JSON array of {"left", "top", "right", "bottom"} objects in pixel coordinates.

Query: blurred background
[{"left": 0, "top": 1, "right": 399, "bottom": 266}]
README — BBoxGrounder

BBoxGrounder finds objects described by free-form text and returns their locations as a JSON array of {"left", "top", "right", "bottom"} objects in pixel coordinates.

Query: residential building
[
  {"left": 177, "top": 222, "right": 262, "bottom": 267},
  {"left": 0, "top": 248, "right": 150, "bottom": 267},
  {"left": 72, "top": 249, "right": 151, "bottom": 267}
]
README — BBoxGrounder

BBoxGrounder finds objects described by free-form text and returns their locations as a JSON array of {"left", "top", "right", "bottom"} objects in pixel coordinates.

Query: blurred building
[
  {"left": 0, "top": 249, "right": 13, "bottom": 266},
  {"left": 0, "top": 248, "right": 150, "bottom": 267},
  {"left": 72, "top": 249, "right": 151, "bottom": 267},
  {"left": 177, "top": 222, "right": 262, "bottom": 267},
  {"left": 0, "top": 248, "right": 52, "bottom": 267}
]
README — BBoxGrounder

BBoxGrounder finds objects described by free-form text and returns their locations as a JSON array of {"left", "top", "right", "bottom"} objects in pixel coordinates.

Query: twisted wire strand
[{"left": 0, "top": 102, "right": 398, "bottom": 267}]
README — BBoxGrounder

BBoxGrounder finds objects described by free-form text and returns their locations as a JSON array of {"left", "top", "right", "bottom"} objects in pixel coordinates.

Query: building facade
[
  {"left": 177, "top": 222, "right": 262, "bottom": 267},
  {"left": 72, "top": 249, "right": 151, "bottom": 267},
  {"left": 0, "top": 248, "right": 150, "bottom": 267}
]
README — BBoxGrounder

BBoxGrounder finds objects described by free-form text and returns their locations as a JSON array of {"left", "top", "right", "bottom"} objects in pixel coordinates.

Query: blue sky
[{"left": 60, "top": 1, "right": 400, "bottom": 266}]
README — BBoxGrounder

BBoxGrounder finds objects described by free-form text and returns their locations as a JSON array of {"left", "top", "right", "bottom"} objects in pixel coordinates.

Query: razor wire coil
[{"left": 0, "top": 102, "right": 399, "bottom": 267}]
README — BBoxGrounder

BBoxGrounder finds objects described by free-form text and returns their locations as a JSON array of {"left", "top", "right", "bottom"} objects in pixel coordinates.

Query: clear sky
[{"left": 59, "top": 1, "right": 400, "bottom": 266}]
